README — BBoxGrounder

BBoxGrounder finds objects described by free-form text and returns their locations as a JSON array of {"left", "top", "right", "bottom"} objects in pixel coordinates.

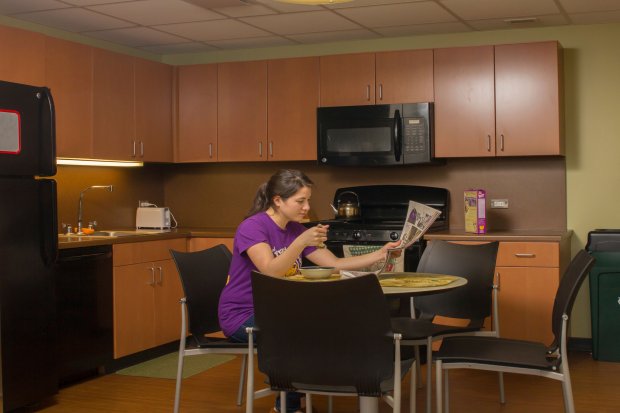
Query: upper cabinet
[
  {"left": 177, "top": 64, "right": 218, "bottom": 163},
  {"left": 134, "top": 58, "right": 173, "bottom": 162},
  {"left": 45, "top": 37, "right": 93, "bottom": 159},
  {"left": 92, "top": 48, "right": 135, "bottom": 161},
  {"left": 434, "top": 42, "right": 563, "bottom": 158},
  {"left": 0, "top": 26, "right": 45, "bottom": 86},
  {"left": 217, "top": 60, "right": 268, "bottom": 162},
  {"left": 267, "top": 57, "right": 320, "bottom": 161},
  {"left": 319, "top": 50, "right": 434, "bottom": 107}
]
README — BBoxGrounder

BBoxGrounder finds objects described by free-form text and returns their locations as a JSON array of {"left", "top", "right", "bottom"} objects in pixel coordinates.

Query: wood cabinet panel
[
  {"left": 45, "top": 37, "right": 93, "bottom": 158},
  {"left": 375, "top": 49, "right": 434, "bottom": 104},
  {"left": 189, "top": 237, "right": 234, "bottom": 252},
  {"left": 434, "top": 45, "right": 496, "bottom": 157},
  {"left": 134, "top": 58, "right": 173, "bottom": 162},
  {"left": 320, "top": 53, "right": 375, "bottom": 107},
  {"left": 495, "top": 41, "right": 563, "bottom": 156},
  {"left": 0, "top": 25, "right": 45, "bottom": 86},
  {"left": 267, "top": 57, "right": 319, "bottom": 161},
  {"left": 92, "top": 48, "right": 135, "bottom": 160},
  {"left": 217, "top": 61, "right": 267, "bottom": 162},
  {"left": 113, "top": 238, "right": 187, "bottom": 267},
  {"left": 496, "top": 242, "right": 559, "bottom": 267},
  {"left": 177, "top": 64, "right": 218, "bottom": 162},
  {"left": 153, "top": 259, "right": 184, "bottom": 344}
]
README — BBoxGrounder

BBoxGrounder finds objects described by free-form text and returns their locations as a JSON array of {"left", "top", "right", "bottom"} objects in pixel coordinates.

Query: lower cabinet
[
  {"left": 189, "top": 237, "right": 234, "bottom": 252},
  {"left": 113, "top": 238, "right": 187, "bottom": 358}
]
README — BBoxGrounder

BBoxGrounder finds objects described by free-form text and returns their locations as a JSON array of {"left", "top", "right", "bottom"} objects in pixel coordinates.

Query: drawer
[
  {"left": 114, "top": 238, "right": 187, "bottom": 266},
  {"left": 496, "top": 242, "right": 559, "bottom": 267}
]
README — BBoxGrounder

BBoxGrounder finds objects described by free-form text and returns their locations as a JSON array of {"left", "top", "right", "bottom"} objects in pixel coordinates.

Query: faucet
[{"left": 77, "top": 185, "right": 114, "bottom": 234}]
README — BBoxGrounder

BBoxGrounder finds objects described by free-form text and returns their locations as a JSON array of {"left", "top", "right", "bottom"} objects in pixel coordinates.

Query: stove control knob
[
  {"left": 352, "top": 230, "right": 362, "bottom": 240},
  {"left": 390, "top": 232, "right": 400, "bottom": 241}
]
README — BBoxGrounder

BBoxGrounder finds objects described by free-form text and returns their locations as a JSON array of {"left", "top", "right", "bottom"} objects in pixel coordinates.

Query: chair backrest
[
  {"left": 550, "top": 250, "right": 595, "bottom": 348},
  {"left": 251, "top": 272, "right": 394, "bottom": 396},
  {"left": 170, "top": 244, "right": 232, "bottom": 338},
  {"left": 414, "top": 240, "right": 499, "bottom": 323}
]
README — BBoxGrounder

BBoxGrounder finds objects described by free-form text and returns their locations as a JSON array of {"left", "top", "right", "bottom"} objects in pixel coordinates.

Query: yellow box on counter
[{"left": 464, "top": 189, "right": 486, "bottom": 234}]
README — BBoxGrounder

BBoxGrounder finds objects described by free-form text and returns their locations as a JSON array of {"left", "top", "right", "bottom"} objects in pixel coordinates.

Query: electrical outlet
[
  {"left": 490, "top": 199, "right": 509, "bottom": 209},
  {"left": 139, "top": 200, "right": 150, "bottom": 207}
]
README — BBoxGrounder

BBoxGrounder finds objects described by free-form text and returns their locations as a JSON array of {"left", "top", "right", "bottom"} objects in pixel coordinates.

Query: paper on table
[{"left": 340, "top": 200, "right": 441, "bottom": 278}]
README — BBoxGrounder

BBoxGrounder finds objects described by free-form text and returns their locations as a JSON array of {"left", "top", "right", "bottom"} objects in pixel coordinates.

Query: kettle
[{"left": 336, "top": 191, "right": 361, "bottom": 220}]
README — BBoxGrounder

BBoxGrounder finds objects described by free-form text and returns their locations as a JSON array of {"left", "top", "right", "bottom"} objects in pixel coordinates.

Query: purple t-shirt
[{"left": 218, "top": 212, "right": 316, "bottom": 337}]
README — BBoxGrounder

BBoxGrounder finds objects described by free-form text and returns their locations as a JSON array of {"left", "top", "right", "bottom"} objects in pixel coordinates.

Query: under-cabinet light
[{"left": 56, "top": 158, "right": 144, "bottom": 167}]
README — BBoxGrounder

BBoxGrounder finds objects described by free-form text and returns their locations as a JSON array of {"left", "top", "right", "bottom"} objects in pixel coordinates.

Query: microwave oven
[{"left": 317, "top": 102, "right": 435, "bottom": 166}]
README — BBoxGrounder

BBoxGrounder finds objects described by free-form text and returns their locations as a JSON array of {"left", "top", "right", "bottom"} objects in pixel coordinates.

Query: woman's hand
[{"left": 299, "top": 224, "right": 329, "bottom": 247}]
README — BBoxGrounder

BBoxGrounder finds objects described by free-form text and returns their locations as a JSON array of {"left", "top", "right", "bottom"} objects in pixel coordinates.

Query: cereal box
[{"left": 464, "top": 189, "right": 486, "bottom": 234}]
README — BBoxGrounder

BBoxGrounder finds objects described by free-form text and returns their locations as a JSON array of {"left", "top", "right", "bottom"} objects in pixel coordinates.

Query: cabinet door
[
  {"left": 153, "top": 259, "right": 184, "bottom": 345},
  {"left": 135, "top": 58, "right": 173, "bottom": 162},
  {"left": 177, "top": 64, "right": 218, "bottom": 162},
  {"left": 495, "top": 41, "right": 563, "bottom": 156},
  {"left": 45, "top": 37, "right": 94, "bottom": 159},
  {"left": 113, "top": 263, "right": 156, "bottom": 358},
  {"left": 189, "top": 237, "right": 234, "bottom": 252},
  {"left": 0, "top": 25, "right": 45, "bottom": 86},
  {"left": 93, "top": 48, "right": 135, "bottom": 160},
  {"left": 217, "top": 61, "right": 267, "bottom": 161},
  {"left": 268, "top": 57, "right": 319, "bottom": 161},
  {"left": 375, "top": 49, "right": 434, "bottom": 104},
  {"left": 434, "top": 46, "right": 496, "bottom": 157},
  {"left": 320, "top": 53, "right": 375, "bottom": 107},
  {"left": 496, "top": 266, "right": 558, "bottom": 344}
]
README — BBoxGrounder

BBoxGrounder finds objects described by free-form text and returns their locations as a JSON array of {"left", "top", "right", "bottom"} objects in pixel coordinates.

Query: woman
[{"left": 218, "top": 169, "right": 400, "bottom": 413}]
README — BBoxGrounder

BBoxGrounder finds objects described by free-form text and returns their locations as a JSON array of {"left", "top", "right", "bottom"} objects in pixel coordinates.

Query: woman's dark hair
[{"left": 246, "top": 169, "right": 313, "bottom": 218}]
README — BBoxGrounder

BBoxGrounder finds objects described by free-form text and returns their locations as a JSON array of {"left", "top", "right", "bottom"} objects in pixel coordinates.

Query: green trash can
[{"left": 587, "top": 230, "right": 620, "bottom": 361}]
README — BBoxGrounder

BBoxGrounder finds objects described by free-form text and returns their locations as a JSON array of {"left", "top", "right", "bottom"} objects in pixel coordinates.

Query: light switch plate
[{"left": 491, "top": 199, "right": 509, "bottom": 209}]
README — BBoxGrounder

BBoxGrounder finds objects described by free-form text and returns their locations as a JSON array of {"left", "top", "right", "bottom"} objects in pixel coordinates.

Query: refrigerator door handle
[
  {"left": 39, "top": 87, "right": 57, "bottom": 177},
  {"left": 40, "top": 180, "right": 58, "bottom": 266}
]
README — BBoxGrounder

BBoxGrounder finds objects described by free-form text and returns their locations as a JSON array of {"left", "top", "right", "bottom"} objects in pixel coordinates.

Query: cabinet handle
[
  {"left": 140, "top": 141, "right": 144, "bottom": 157},
  {"left": 208, "top": 143, "right": 213, "bottom": 158},
  {"left": 258, "top": 141, "right": 263, "bottom": 157},
  {"left": 379, "top": 84, "right": 383, "bottom": 101},
  {"left": 487, "top": 135, "right": 491, "bottom": 152},
  {"left": 514, "top": 253, "right": 536, "bottom": 258},
  {"left": 148, "top": 266, "right": 155, "bottom": 285},
  {"left": 366, "top": 85, "right": 370, "bottom": 101},
  {"left": 496, "top": 272, "right": 501, "bottom": 290},
  {"left": 132, "top": 140, "right": 137, "bottom": 158},
  {"left": 269, "top": 141, "right": 273, "bottom": 158},
  {"left": 500, "top": 134, "right": 505, "bottom": 151},
  {"left": 157, "top": 266, "right": 163, "bottom": 285}
]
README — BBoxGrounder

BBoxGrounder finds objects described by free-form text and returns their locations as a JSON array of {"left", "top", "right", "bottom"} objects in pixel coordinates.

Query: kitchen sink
[{"left": 59, "top": 230, "right": 163, "bottom": 239}]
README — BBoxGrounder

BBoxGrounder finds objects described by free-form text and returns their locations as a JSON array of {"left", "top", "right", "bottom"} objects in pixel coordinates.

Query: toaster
[{"left": 136, "top": 207, "right": 171, "bottom": 229}]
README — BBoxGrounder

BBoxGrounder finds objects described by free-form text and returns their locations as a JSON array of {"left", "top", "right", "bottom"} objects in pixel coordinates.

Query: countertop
[{"left": 424, "top": 229, "right": 572, "bottom": 242}]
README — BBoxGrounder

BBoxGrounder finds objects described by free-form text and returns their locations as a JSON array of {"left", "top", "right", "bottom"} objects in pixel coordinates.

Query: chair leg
[
  {"left": 561, "top": 366, "right": 575, "bottom": 413},
  {"left": 306, "top": 393, "right": 312, "bottom": 412},
  {"left": 237, "top": 354, "right": 248, "bottom": 406},
  {"left": 444, "top": 370, "right": 449, "bottom": 413},
  {"left": 409, "top": 359, "right": 417, "bottom": 413},
  {"left": 498, "top": 372, "right": 505, "bottom": 404},
  {"left": 414, "top": 345, "right": 423, "bottom": 388},
  {"left": 280, "top": 391, "right": 287, "bottom": 413},
  {"left": 327, "top": 395, "right": 333, "bottom": 413},
  {"left": 435, "top": 360, "right": 442, "bottom": 413},
  {"left": 173, "top": 350, "right": 185, "bottom": 413},
  {"left": 246, "top": 331, "right": 255, "bottom": 413},
  {"left": 425, "top": 337, "right": 433, "bottom": 413}
]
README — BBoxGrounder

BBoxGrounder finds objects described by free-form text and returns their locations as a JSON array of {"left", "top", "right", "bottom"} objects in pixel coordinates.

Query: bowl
[{"left": 299, "top": 266, "right": 335, "bottom": 279}]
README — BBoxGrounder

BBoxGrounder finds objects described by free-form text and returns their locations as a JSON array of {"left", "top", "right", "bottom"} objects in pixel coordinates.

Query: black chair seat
[
  {"left": 436, "top": 336, "right": 560, "bottom": 370},
  {"left": 391, "top": 317, "right": 482, "bottom": 340},
  {"left": 192, "top": 335, "right": 249, "bottom": 349}
]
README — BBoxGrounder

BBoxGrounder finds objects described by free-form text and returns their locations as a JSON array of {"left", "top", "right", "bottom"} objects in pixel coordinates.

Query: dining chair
[
  {"left": 390, "top": 240, "right": 501, "bottom": 413},
  {"left": 169, "top": 245, "right": 270, "bottom": 413},
  {"left": 245, "top": 271, "right": 417, "bottom": 413},
  {"left": 434, "top": 249, "right": 595, "bottom": 413}
]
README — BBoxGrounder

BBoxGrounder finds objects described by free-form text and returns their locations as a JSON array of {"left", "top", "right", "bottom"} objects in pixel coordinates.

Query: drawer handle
[{"left": 514, "top": 253, "right": 536, "bottom": 258}]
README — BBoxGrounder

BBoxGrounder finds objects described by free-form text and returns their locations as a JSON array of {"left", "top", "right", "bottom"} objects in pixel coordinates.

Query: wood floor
[{"left": 29, "top": 351, "right": 620, "bottom": 413}]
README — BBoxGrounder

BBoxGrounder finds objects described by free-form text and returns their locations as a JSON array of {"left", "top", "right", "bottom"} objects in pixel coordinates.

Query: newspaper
[{"left": 340, "top": 200, "right": 441, "bottom": 278}]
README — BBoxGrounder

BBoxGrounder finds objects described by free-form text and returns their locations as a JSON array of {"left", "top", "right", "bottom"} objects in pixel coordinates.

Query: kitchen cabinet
[
  {"left": 45, "top": 37, "right": 94, "bottom": 159},
  {"left": 189, "top": 237, "right": 234, "bottom": 252},
  {"left": 267, "top": 57, "right": 320, "bottom": 161},
  {"left": 0, "top": 25, "right": 45, "bottom": 86},
  {"left": 92, "top": 48, "right": 135, "bottom": 161},
  {"left": 217, "top": 60, "right": 267, "bottom": 162},
  {"left": 113, "top": 238, "right": 186, "bottom": 358},
  {"left": 434, "top": 42, "right": 563, "bottom": 157},
  {"left": 134, "top": 58, "right": 173, "bottom": 162},
  {"left": 177, "top": 64, "right": 218, "bottom": 162},
  {"left": 319, "top": 50, "right": 434, "bottom": 107}
]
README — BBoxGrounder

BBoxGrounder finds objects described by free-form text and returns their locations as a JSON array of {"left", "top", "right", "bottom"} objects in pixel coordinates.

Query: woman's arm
[{"left": 305, "top": 240, "right": 402, "bottom": 271}]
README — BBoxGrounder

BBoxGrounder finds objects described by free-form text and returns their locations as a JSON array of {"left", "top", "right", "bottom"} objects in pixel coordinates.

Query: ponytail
[
  {"left": 245, "top": 169, "right": 313, "bottom": 219},
  {"left": 246, "top": 182, "right": 270, "bottom": 218}
]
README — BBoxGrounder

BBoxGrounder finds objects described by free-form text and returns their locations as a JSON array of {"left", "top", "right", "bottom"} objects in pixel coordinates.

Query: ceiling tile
[
  {"left": 87, "top": 0, "right": 224, "bottom": 25},
  {"left": 83, "top": 26, "right": 188, "bottom": 46},
  {"left": 326, "top": 0, "right": 422, "bottom": 9},
  {"left": 213, "top": 3, "right": 277, "bottom": 18},
  {"left": 13, "top": 7, "right": 135, "bottom": 32},
  {"left": 337, "top": 2, "right": 457, "bottom": 28},
  {"left": 139, "top": 41, "right": 218, "bottom": 54},
  {"left": 374, "top": 21, "right": 471, "bottom": 37},
  {"left": 61, "top": 0, "right": 132, "bottom": 5},
  {"left": 439, "top": 0, "right": 560, "bottom": 21},
  {"left": 559, "top": 0, "right": 620, "bottom": 14},
  {"left": 0, "top": 0, "right": 68, "bottom": 14},
  {"left": 568, "top": 10, "right": 620, "bottom": 24},
  {"left": 288, "top": 28, "right": 380, "bottom": 44},
  {"left": 241, "top": 10, "right": 361, "bottom": 35},
  {"left": 253, "top": 0, "right": 323, "bottom": 13},
  {"left": 155, "top": 19, "right": 272, "bottom": 41},
  {"left": 208, "top": 35, "right": 295, "bottom": 49}
]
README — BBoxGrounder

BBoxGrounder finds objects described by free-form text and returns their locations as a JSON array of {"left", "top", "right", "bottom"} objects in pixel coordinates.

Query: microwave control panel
[{"left": 403, "top": 117, "right": 428, "bottom": 154}]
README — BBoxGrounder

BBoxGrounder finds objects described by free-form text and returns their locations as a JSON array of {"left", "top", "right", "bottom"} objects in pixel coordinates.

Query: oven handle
[{"left": 394, "top": 109, "right": 402, "bottom": 162}]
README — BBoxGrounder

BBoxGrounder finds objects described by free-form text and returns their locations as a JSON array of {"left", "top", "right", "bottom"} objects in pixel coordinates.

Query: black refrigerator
[{"left": 0, "top": 80, "right": 58, "bottom": 411}]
